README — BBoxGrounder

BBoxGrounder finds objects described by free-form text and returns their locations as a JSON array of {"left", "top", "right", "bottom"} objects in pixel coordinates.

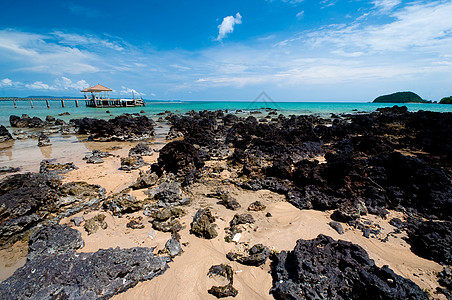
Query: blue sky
[{"left": 0, "top": 0, "right": 451, "bottom": 101}]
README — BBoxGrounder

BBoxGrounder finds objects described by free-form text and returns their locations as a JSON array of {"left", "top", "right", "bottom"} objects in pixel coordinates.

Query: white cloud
[
  {"left": 296, "top": 11, "right": 305, "bottom": 19},
  {"left": 0, "top": 29, "right": 101, "bottom": 75},
  {"left": 170, "top": 64, "right": 191, "bottom": 71},
  {"left": 0, "top": 78, "right": 13, "bottom": 87},
  {"left": 25, "top": 81, "right": 56, "bottom": 90},
  {"left": 320, "top": 0, "right": 338, "bottom": 9},
  {"left": 54, "top": 77, "right": 89, "bottom": 90},
  {"left": 372, "top": 0, "right": 401, "bottom": 13},
  {"left": 217, "top": 13, "right": 242, "bottom": 42},
  {"left": 53, "top": 31, "right": 125, "bottom": 51},
  {"left": 119, "top": 86, "right": 145, "bottom": 97},
  {"left": 305, "top": 1, "right": 452, "bottom": 53}
]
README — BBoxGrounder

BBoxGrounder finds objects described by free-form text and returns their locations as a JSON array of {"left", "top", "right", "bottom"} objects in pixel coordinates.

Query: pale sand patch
[
  {"left": 112, "top": 184, "right": 444, "bottom": 300},
  {"left": 0, "top": 241, "right": 27, "bottom": 282},
  {"left": 59, "top": 210, "right": 171, "bottom": 254}
]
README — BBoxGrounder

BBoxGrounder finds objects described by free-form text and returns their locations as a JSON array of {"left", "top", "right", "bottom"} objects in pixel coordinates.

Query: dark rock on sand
[
  {"left": 207, "top": 264, "right": 238, "bottom": 298},
  {"left": 271, "top": 234, "right": 428, "bottom": 300},
  {"left": 83, "top": 149, "right": 112, "bottom": 164},
  {"left": 0, "top": 173, "right": 105, "bottom": 248},
  {"left": 105, "top": 192, "right": 146, "bottom": 216},
  {"left": 71, "top": 216, "right": 84, "bottom": 226},
  {"left": 84, "top": 214, "right": 108, "bottom": 235},
  {"left": 74, "top": 114, "right": 155, "bottom": 141},
  {"left": 229, "top": 213, "right": 255, "bottom": 226},
  {"left": 165, "top": 237, "right": 182, "bottom": 257},
  {"left": 39, "top": 160, "right": 78, "bottom": 174},
  {"left": 405, "top": 219, "right": 452, "bottom": 265},
  {"left": 248, "top": 201, "right": 266, "bottom": 211},
  {"left": 329, "top": 221, "right": 345, "bottom": 234},
  {"left": 210, "top": 191, "right": 241, "bottom": 210},
  {"left": 437, "top": 267, "right": 452, "bottom": 297},
  {"left": 37, "top": 133, "right": 51, "bottom": 147},
  {"left": 10, "top": 114, "right": 45, "bottom": 128},
  {"left": 0, "top": 125, "right": 13, "bottom": 142},
  {"left": 0, "top": 166, "right": 20, "bottom": 174},
  {"left": 131, "top": 170, "right": 158, "bottom": 189},
  {"left": 191, "top": 208, "right": 218, "bottom": 239},
  {"left": 227, "top": 244, "right": 270, "bottom": 266},
  {"left": 156, "top": 140, "right": 205, "bottom": 176},
  {"left": 27, "top": 224, "right": 84, "bottom": 261},
  {"left": 129, "top": 142, "right": 153, "bottom": 157},
  {"left": 146, "top": 181, "right": 189, "bottom": 207},
  {"left": 120, "top": 155, "right": 147, "bottom": 171},
  {"left": 208, "top": 284, "right": 238, "bottom": 298},
  {"left": 0, "top": 224, "right": 170, "bottom": 300}
]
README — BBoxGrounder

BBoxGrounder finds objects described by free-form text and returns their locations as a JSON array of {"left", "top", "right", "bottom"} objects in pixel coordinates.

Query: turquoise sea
[{"left": 1, "top": 99, "right": 452, "bottom": 126}]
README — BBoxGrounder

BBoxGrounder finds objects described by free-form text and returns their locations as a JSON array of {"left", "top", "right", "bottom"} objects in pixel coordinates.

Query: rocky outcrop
[
  {"left": 37, "top": 133, "right": 51, "bottom": 147},
  {"left": 129, "top": 142, "right": 153, "bottom": 157},
  {"left": 74, "top": 114, "right": 155, "bottom": 141},
  {"left": 83, "top": 149, "right": 112, "bottom": 164},
  {"left": 0, "top": 173, "right": 105, "bottom": 249},
  {"left": 131, "top": 170, "right": 158, "bottom": 189},
  {"left": 145, "top": 181, "right": 189, "bottom": 207},
  {"left": 227, "top": 244, "right": 270, "bottom": 266},
  {"left": 0, "top": 125, "right": 13, "bottom": 143},
  {"left": 207, "top": 264, "right": 238, "bottom": 298},
  {"left": 271, "top": 234, "right": 428, "bottom": 300},
  {"left": 10, "top": 114, "right": 45, "bottom": 128},
  {"left": 191, "top": 208, "right": 218, "bottom": 239},
  {"left": 27, "top": 224, "right": 84, "bottom": 261},
  {"left": 39, "top": 160, "right": 78, "bottom": 174},
  {"left": 0, "top": 224, "right": 170, "bottom": 299},
  {"left": 120, "top": 155, "right": 147, "bottom": 171},
  {"left": 104, "top": 192, "right": 146, "bottom": 216},
  {"left": 405, "top": 219, "right": 452, "bottom": 265},
  {"left": 84, "top": 214, "right": 108, "bottom": 235},
  {"left": 155, "top": 140, "right": 205, "bottom": 177}
]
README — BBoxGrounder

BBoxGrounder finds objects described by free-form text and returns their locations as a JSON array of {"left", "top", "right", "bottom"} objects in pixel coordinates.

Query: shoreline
[{"left": 0, "top": 107, "right": 450, "bottom": 299}]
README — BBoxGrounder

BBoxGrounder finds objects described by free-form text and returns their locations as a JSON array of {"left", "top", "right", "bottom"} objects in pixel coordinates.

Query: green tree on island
[
  {"left": 439, "top": 96, "right": 452, "bottom": 104},
  {"left": 372, "top": 91, "right": 428, "bottom": 103}
]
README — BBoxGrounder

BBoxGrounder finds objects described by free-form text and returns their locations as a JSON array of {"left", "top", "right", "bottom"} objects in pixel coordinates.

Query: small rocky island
[
  {"left": 373, "top": 91, "right": 428, "bottom": 103},
  {"left": 440, "top": 96, "right": 452, "bottom": 104}
]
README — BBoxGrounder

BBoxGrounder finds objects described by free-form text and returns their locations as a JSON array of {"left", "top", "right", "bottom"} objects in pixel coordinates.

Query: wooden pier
[{"left": 0, "top": 97, "right": 82, "bottom": 109}]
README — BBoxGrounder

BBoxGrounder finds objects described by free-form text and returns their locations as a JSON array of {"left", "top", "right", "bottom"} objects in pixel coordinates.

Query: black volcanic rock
[
  {"left": 157, "top": 140, "right": 205, "bottom": 176},
  {"left": 10, "top": 114, "right": 45, "bottom": 128},
  {"left": 27, "top": 224, "right": 84, "bottom": 261},
  {"left": 0, "top": 125, "right": 13, "bottom": 143},
  {"left": 0, "top": 224, "right": 169, "bottom": 300},
  {"left": 75, "top": 114, "right": 155, "bottom": 141},
  {"left": 271, "top": 234, "right": 428, "bottom": 300},
  {"left": 405, "top": 219, "right": 452, "bottom": 265},
  {"left": 0, "top": 173, "right": 105, "bottom": 248}
]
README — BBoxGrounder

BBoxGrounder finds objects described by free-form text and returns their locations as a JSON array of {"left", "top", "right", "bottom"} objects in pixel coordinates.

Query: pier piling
[
  {"left": 13, "top": 99, "right": 17, "bottom": 108},
  {"left": 30, "top": 99, "right": 33, "bottom": 109},
  {"left": 75, "top": 99, "right": 79, "bottom": 107},
  {"left": 61, "top": 100, "right": 65, "bottom": 108},
  {"left": 46, "top": 99, "right": 50, "bottom": 109}
]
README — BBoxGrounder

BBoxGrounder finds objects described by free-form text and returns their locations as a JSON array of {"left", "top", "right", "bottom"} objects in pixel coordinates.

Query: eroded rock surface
[
  {"left": 271, "top": 234, "right": 428, "bottom": 300},
  {"left": 0, "top": 173, "right": 105, "bottom": 248},
  {"left": 0, "top": 224, "right": 170, "bottom": 300}
]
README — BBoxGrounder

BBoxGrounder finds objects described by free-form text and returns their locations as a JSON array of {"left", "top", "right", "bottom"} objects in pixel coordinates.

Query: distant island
[
  {"left": 372, "top": 91, "right": 429, "bottom": 103},
  {"left": 439, "top": 96, "right": 452, "bottom": 104}
]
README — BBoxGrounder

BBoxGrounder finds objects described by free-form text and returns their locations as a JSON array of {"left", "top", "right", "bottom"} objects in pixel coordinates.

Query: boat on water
[{"left": 81, "top": 84, "right": 145, "bottom": 108}]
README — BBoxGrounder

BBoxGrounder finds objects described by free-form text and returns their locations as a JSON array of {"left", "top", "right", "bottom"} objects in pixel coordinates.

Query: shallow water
[{"left": 1, "top": 100, "right": 452, "bottom": 127}]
